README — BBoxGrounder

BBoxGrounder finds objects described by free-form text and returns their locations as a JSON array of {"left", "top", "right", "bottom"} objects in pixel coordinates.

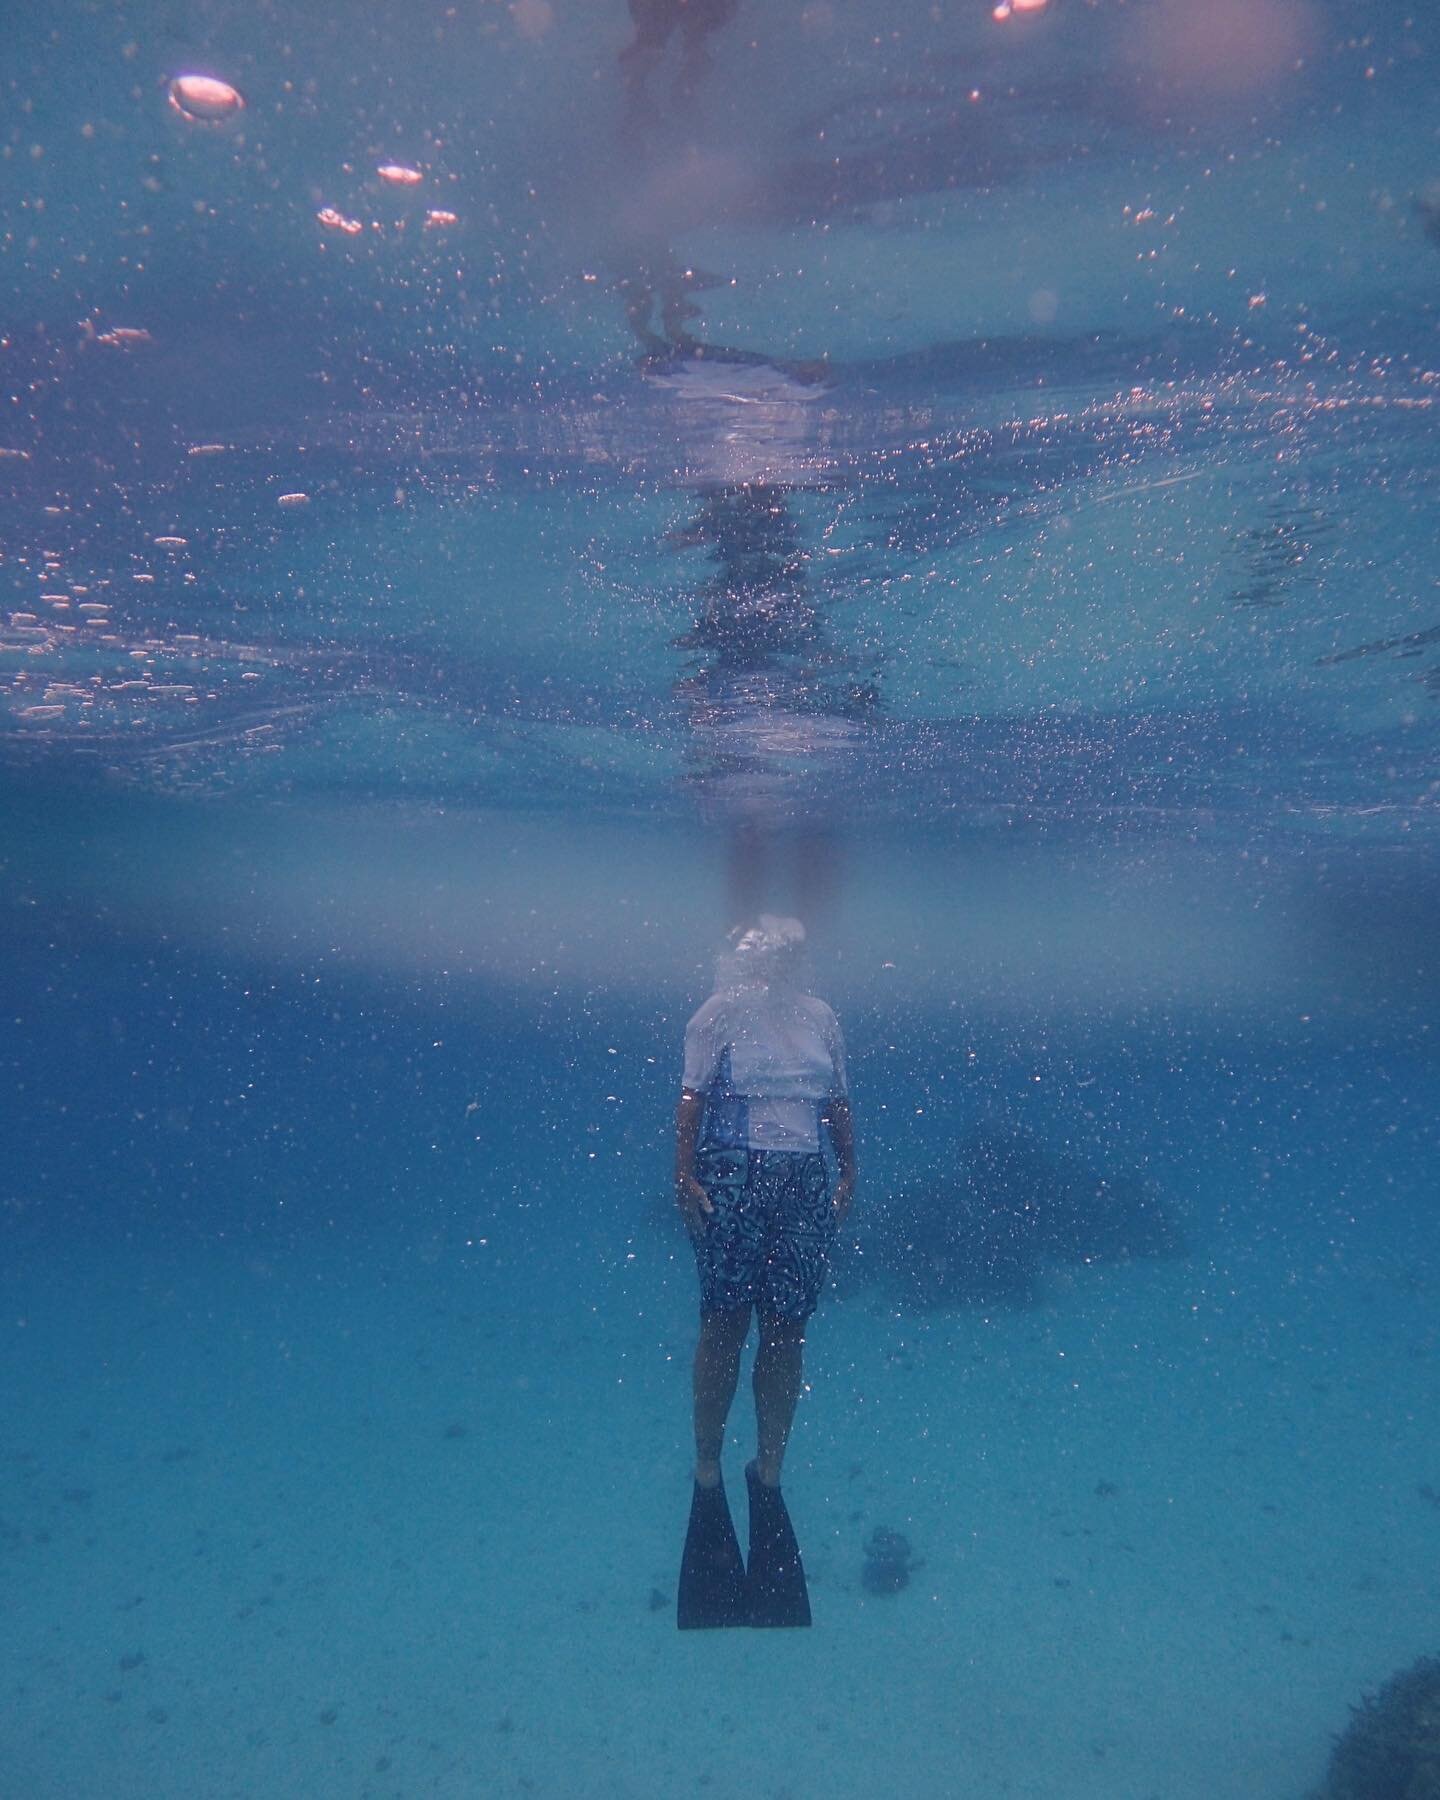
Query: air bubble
[
  {"left": 167, "top": 75, "right": 245, "bottom": 123},
  {"left": 317, "top": 207, "right": 364, "bottom": 236}
]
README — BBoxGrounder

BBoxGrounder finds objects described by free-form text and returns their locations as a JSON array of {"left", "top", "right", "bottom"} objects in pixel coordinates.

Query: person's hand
[
  {"left": 832, "top": 1171, "right": 856, "bottom": 1226},
  {"left": 676, "top": 1172, "right": 712, "bottom": 1237}
]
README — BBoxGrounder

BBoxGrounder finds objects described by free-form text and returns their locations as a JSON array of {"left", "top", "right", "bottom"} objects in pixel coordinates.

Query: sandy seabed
[{"left": 3, "top": 1176, "right": 1437, "bottom": 1800}]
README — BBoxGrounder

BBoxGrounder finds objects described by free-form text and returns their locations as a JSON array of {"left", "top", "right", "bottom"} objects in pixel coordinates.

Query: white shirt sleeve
[{"left": 682, "top": 996, "right": 726, "bottom": 1093}]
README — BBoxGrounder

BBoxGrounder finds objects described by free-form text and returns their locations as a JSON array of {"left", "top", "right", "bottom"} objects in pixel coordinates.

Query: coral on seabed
[
  {"left": 1311, "top": 1656, "right": 1440, "bottom": 1799},
  {"left": 861, "top": 1526, "right": 922, "bottom": 1595}
]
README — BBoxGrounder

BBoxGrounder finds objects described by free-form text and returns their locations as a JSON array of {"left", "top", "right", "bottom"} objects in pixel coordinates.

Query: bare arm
[
  {"left": 822, "top": 1095, "right": 856, "bottom": 1223},
  {"left": 674, "top": 1089, "right": 711, "bottom": 1233}
]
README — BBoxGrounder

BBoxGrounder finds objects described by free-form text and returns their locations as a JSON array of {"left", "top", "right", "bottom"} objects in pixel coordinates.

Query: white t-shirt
[{"left": 683, "top": 986, "right": 848, "bottom": 1153}]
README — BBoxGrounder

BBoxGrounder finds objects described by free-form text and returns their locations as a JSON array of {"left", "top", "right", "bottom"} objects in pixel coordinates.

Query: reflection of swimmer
[
  {"left": 668, "top": 480, "right": 875, "bottom": 953},
  {"left": 674, "top": 917, "right": 856, "bottom": 1629},
  {"left": 668, "top": 482, "right": 876, "bottom": 694},
  {"left": 670, "top": 482, "right": 878, "bottom": 832},
  {"left": 617, "top": 257, "right": 729, "bottom": 357},
  {"left": 620, "top": 0, "right": 740, "bottom": 124},
  {"left": 620, "top": 261, "right": 829, "bottom": 387},
  {"left": 613, "top": 241, "right": 830, "bottom": 394},
  {"left": 672, "top": 484, "right": 815, "bottom": 659}
]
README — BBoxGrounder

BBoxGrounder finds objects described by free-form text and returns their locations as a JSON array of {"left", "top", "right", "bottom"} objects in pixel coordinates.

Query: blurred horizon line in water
[{"left": 3, "top": 776, "right": 1436, "bottom": 1034}]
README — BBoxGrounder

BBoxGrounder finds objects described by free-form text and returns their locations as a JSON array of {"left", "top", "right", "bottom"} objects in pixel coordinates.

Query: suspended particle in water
[
  {"left": 377, "top": 163, "right": 423, "bottom": 186},
  {"left": 167, "top": 74, "right": 245, "bottom": 122},
  {"left": 277, "top": 492, "right": 310, "bottom": 507},
  {"left": 316, "top": 207, "right": 364, "bottom": 235},
  {"left": 424, "top": 209, "right": 458, "bottom": 230}
]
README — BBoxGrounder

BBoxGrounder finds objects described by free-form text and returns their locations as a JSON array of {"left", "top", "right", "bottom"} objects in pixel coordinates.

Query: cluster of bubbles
[
  {"left": 316, "top": 159, "right": 458, "bottom": 237},
  {"left": 166, "top": 72, "right": 458, "bottom": 237}
]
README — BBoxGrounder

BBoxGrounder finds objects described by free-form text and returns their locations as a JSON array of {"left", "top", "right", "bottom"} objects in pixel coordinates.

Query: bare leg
[
  {"left": 693, "top": 1305, "right": 751, "bottom": 1485},
  {"left": 752, "top": 1312, "right": 808, "bottom": 1486}
]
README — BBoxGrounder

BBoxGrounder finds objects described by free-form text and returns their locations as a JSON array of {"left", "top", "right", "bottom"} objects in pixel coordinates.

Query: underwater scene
[{"left": 3, "top": 2, "right": 1438, "bottom": 1795}]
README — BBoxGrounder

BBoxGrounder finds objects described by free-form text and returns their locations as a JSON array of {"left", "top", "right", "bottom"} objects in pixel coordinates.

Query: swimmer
[
  {"left": 673, "top": 916, "right": 855, "bottom": 1629},
  {"left": 619, "top": 0, "right": 741, "bottom": 127}
]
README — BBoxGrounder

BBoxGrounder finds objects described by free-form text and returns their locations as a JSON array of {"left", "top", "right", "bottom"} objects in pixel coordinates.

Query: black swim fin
[
  {"left": 744, "top": 1462, "right": 811, "bottom": 1628},
  {"left": 677, "top": 1476, "right": 747, "bottom": 1630}
]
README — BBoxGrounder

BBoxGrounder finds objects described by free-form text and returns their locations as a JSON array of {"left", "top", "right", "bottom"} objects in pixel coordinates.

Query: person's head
[{"left": 716, "top": 913, "right": 808, "bottom": 991}]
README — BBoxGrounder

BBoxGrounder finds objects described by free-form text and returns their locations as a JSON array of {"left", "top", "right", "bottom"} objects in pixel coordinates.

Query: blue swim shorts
[{"left": 692, "top": 1147, "right": 835, "bottom": 1321}]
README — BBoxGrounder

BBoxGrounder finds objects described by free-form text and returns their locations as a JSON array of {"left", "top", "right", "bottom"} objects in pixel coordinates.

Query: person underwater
[{"left": 673, "top": 915, "right": 856, "bottom": 1628}]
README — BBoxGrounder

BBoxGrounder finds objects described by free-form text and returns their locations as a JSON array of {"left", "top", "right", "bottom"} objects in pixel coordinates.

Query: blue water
[{"left": 3, "top": 3, "right": 1439, "bottom": 1796}]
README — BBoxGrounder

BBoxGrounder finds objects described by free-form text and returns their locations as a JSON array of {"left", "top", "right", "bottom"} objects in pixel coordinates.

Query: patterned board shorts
[{"left": 691, "top": 1147, "right": 836, "bottom": 1322}]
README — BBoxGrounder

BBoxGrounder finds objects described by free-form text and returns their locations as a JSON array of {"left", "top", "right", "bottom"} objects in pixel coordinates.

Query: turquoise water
[{"left": 3, "top": 4, "right": 1438, "bottom": 1797}]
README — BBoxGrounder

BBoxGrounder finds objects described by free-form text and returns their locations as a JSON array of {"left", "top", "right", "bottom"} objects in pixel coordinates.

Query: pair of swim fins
[{"left": 677, "top": 1463, "right": 811, "bottom": 1630}]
